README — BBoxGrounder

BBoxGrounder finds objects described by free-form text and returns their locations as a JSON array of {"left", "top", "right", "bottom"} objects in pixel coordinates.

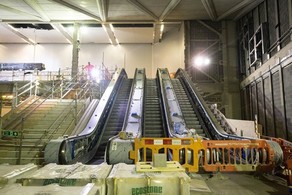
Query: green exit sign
[{"left": 2, "top": 130, "right": 19, "bottom": 137}]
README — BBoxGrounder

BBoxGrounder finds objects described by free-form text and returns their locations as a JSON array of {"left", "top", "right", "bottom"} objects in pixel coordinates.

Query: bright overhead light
[
  {"left": 194, "top": 56, "right": 210, "bottom": 67},
  {"left": 115, "top": 37, "right": 119, "bottom": 45},
  {"left": 102, "top": 24, "right": 107, "bottom": 32},
  {"left": 204, "top": 58, "right": 210, "bottom": 65},
  {"left": 109, "top": 24, "right": 115, "bottom": 32},
  {"left": 194, "top": 56, "right": 203, "bottom": 66},
  {"left": 91, "top": 69, "right": 100, "bottom": 83},
  {"left": 7, "top": 24, "right": 18, "bottom": 32},
  {"left": 160, "top": 24, "right": 164, "bottom": 32}
]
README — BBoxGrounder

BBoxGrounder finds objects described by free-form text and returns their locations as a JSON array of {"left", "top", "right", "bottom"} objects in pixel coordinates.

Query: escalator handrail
[
  {"left": 119, "top": 68, "right": 138, "bottom": 133},
  {"left": 175, "top": 68, "right": 251, "bottom": 140},
  {"left": 48, "top": 68, "right": 127, "bottom": 164},
  {"left": 157, "top": 68, "right": 176, "bottom": 138},
  {"left": 120, "top": 68, "right": 146, "bottom": 138}
]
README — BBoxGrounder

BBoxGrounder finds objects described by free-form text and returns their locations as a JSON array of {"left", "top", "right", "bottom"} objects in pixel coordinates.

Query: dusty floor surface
[{"left": 189, "top": 172, "right": 289, "bottom": 195}]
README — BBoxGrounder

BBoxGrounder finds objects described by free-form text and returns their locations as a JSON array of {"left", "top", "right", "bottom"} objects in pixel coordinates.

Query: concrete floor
[
  {"left": 190, "top": 172, "right": 289, "bottom": 195},
  {"left": 0, "top": 163, "right": 290, "bottom": 194}
]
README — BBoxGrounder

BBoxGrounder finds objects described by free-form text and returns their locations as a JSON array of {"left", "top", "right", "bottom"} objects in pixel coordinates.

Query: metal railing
[{"left": 0, "top": 73, "right": 94, "bottom": 164}]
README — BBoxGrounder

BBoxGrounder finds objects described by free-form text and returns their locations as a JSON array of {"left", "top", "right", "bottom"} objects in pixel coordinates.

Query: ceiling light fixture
[
  {"left": 160, "top": 24, "right": 164, "bottom": 32},
  {"left": 102, "top": 24, "right": 119, "bottom": 45},
  {"left": 109, "top": 24, "right": 115, "bottom": 32}
]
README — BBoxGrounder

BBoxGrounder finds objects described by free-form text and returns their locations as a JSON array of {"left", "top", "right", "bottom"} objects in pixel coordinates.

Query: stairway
[{"left": 0, "top": 99, "right": 85, "bottom": 165}]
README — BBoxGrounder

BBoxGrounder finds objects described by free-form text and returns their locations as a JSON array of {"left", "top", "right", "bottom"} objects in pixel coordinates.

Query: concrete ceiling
[{"left": 0, "top": 0, "right": 263, "bottom": 45}]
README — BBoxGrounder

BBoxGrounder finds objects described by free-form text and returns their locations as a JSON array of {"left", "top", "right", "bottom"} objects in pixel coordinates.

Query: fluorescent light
[
  {"left": 109, "top": 24, "right": 115, "bottom": 32},
  {"left": 160, "top": 24, "right": 164, "bottom": 32},
  {"left": 7, "top": 24, "right": 18, "bottom": 32},
  {"left": 115, "top": 37, "right": 119, "bottom": 45}
]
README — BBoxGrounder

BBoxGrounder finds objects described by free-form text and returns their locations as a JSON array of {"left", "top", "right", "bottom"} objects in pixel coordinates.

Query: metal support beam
[
  {"left": 71, "top": 23, "right": 80, "bottom": 79},
  {"left": 197, "top": 40, "right": 219, "bottom": 56},
  {"left": 201, "top": 0, "right": 217, "bottom": 21},
  {"left": 1, "top": 23, "right": 36, "bottom": 45},
  {"left": 0, "top": 3, "right": 42, "bottom": 21},
  {"left": 289, "top": 0, "right": 292, "bottom": 40},
  {"left": 217, "top": 0, "right": 256, "bottom": 21},
  {"left": 196, "top": 20, "right": 222, "bottom": 38},
  {"left": 96, "top": 0, "right": 107, "bottom": 21},
  {"left": 50, "top": 0, "right": 102, "bottom": 22},
  {"left": 51, "top": 23, "right": 73, "bottom": 44},
  {"left": 193, "top": 66, "right": 220, "bottom": 83},
  {"left": 102, "top": 24, "right": 118, "bottom": 45},
  {"left": 127, "top": 0, "right": 158, "bottom": 21},
  {"left": 24, "top": 0, "right": 50, "bottom": 21},
  {"left": 159, "top": 0, "right": 181, "bottom": 21},
  {"left": 234, "top": 0, "right": 264, "bottom": 20},
  {"left": 153, "top": 23, "right": 163, "bottom": 43}
]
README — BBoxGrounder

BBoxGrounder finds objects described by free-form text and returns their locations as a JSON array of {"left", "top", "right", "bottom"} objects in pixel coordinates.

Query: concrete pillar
[
  {"left": 221, "top": 20, "right": 241, "bottom": 119},
  {"left": 71, "top": 23, "right": 80, "bottom": 79}
]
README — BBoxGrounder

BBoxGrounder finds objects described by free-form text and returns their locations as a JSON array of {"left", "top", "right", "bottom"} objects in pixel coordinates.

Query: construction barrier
[
  {"left": 130, "top": 138, "right": 282, "bottom": 173},
  {"left": 201, "top": 139, "right": 276, "bottom": 172},
  {"left": 130, "top": 138, "right": 205, "bottom": 172}
]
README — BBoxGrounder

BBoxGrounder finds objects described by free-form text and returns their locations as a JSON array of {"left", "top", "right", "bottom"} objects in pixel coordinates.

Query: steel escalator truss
[
  {"left": 158, "top": 68, "right": 206, "bottom": 139},
  {"left": 44, "top": 69, "right": 127, "bottom": 164},
  {"left": 106, "top": 68, "right": 146, "bottom": 164},
  {"left": 157, "top": 68, "right": 187, "bottom": 138},
  {"left": 175, "top": 68, "right": 246, "bottom": 140}
]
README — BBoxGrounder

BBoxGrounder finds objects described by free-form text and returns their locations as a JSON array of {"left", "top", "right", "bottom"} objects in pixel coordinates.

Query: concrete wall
[
  {"left": 0, "top": 25, "right": 184, "bottom": 79},
  {"left": 152, "top": 23, "right": 185, "bottom": 76}
]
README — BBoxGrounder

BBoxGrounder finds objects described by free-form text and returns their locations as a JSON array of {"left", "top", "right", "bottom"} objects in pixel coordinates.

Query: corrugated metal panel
[
  {"left": 257, "top": 80, "right": 266, "bottom": 133},
  {"left": 272, "top": 71, "right": 286, "bottom": 138},
  {"left": 241, "top": 87, "right": 251, "bottom": 120},
  {"left": 283, "top": 64, "right": 292, "bottom": 141},
  {"left": 247, "top": 12, "right": 254, "bottom": 38},
  {"left": 278, "top": 0, "right": 290, "bottom": 47},
  {"left": 264, "top": 76, "right": 274, "bottom": 136},
  {"left": 253, "top": 8, "right": 259, "bottom": 30},
  {"left": 259, "top": 2, "right": 267, "bottom": 24},
  {"left": 267, "top": 0, "right": 277, "bottom": 54},
  {"left": 251, "top": 83, "right": 257, "bottom": 119}
]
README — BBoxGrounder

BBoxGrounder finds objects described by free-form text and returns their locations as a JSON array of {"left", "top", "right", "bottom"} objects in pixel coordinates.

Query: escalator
[
  {"left": 171, "top": 79, "right": 207, "bottom": 137},
  {"left": 91, "top": 79, "right": 133, "bottom": 163},
  {"left": 143, "top": 79, "right": 165, "bottom": 137}
]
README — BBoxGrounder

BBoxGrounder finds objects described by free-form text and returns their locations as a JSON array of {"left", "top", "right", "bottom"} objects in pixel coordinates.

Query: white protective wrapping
[
  {"left": 0, "top": 183, "right": 101, "bottom": 195},
  {"left": 20, "top": 162, "right": 112, "bottom": 195},
  {"left": 107, "top": 163, "right": 191, "bottom": 195},
  {"left": 0, "top": 163, "right": 38, "bottom": 186}
]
